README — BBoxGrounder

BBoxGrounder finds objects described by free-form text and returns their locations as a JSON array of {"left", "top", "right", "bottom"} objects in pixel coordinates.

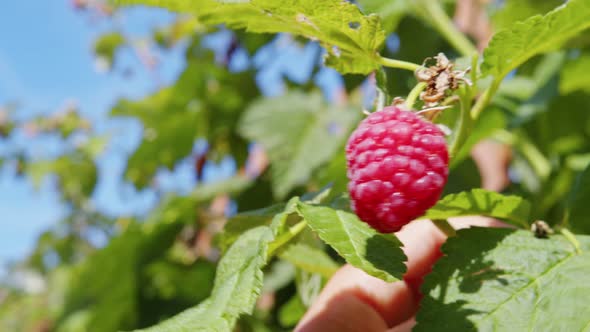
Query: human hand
[{"left": 295, "top": 216, "right": 507, "bottom": 332}]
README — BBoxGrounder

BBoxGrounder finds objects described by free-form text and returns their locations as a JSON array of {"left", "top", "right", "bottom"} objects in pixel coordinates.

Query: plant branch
[{"left": 378, "top": 56, "right": 422, "bottom": 72}]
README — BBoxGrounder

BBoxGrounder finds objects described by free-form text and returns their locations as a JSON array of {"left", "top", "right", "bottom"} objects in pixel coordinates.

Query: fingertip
[
  {"left": 296, "top": 293, "right": 388, "bottom": 332},
  {"left": 396, "top": 219, "right": 447, "bottom": 280}
]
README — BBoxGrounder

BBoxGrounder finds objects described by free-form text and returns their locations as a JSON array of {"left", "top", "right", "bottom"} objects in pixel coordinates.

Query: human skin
[{"left": 295, "top": 140, "right": 510, "bottom": 332}]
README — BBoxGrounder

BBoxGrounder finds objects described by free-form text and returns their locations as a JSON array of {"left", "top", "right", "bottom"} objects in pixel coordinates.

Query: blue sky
[
  {"left": 0, "top": 1, "right": 344, "bottom": 270},
  {"left": 0, "top": 2, "right": 185, "bottom": 268}
]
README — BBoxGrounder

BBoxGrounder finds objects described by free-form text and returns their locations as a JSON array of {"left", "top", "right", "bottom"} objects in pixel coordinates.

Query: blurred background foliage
[{"left": 1, "top": 0, "right": 590, "bottom": 331}]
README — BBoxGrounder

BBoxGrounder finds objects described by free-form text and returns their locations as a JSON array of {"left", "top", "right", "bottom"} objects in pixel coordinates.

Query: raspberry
[{"left": 346, "top": 106, "right": 449, "bottom": 233}]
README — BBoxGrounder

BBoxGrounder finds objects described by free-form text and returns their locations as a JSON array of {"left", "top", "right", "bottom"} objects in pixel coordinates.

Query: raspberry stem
[
  {"left": 448, "top": 87, "right": 474, "bottom": 158},
  {"left": 378, "top": 56, "right": 422, "bottom": 72},
  {"left": 405, "top": 82, "right": 427, "bottom": 109},
  {"left": 432, "top": 219, "right": 456, "bottom": 237},
  {"left": 470, "top": 80, "right": 500, "bottom": 119}
]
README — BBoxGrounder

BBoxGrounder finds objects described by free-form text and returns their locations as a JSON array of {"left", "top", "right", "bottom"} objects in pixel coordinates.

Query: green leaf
[
  {"left": 57, "top": 215, "right": 188, "bottom": 331},
  {"left": 420, "top": 189, "right": 531, "bottom": 228},
  {"left": 27, "top": 153, "right": 97, "bottom": 204},
  {"left": 523, "top": 93, "right": 590, "bottom": 157},
  {"left": 239, "top": 91, "right": 360, "bottom": 199},
  {"left": 279, "top": 243, "right": 340, "bottom": 278},
  {"left": 296, "top": 202, "right": 406, "bottom": 282},
  {"left": 262, "top": 260, "right": 296, "bottom": 293},
  {"left": 93, "top": 32, "right": 126, "bottom": 70},
  {"left": 278, "top": 295, "right": 306, "bottom": 328},
  {"left": 496, "top": 52, "right": 565, "bottom": 101},
  {"left": 415, "top": 227, "right": 590, "bottom": 331},
  {"left": 567, "top": 164, "right": 590, "bottom": 234},
  {"left": 449, "top": 107, "right": 506, "bottom": 168},
  {"left": 143, "top": 259, "right": 216, "bottom": 304},
  {"left": 482, "top": 0, "right": 590, "bottom": 80},
  {"left": 492, "top": 0, "right": 563, "bottom": 30},
  {"left": 219, "top": 204, "right": 286, "bottom": 252},
  {"left": 112, "top": 52, "right": 258, "bottom": 188},
  {"left": 443, "top": 157, "right": 481, "bottom": 196},
  {"left": 313, "top": 150, "right": 348, "bottom": 199},
  {"left": 113, "top": 0, "right": 386, "bottom": 74},
  {"left": 560, "top": 53, "right": 590, "bottom": 95},
  {"left": 112, "top": 87, "right": 201, "bottom": 189},
  {"left": 135, "top": 226, "right": 275, "bottom": 332},
  {"left": 220, "top": 196, "right": 307, "bottom": 253}
]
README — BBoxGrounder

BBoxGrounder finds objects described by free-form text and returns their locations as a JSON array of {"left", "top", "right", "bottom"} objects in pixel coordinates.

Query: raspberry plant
[{"left": 3, "top": 0, "right": 590, "bottom": 331}]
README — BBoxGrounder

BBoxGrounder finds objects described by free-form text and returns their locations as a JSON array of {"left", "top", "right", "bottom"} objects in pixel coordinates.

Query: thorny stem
[
  {"left": 378, "top": 56, "right": 422, "bottom": 72},
  {"left": 432, "top": 219, "right": 457, "bottom": 237},
  {"left": 267, "top": 220, "right": 307, "bottom": 257},
  {"left": 405, "top": 82, "right": 427, "bottom": 109}
]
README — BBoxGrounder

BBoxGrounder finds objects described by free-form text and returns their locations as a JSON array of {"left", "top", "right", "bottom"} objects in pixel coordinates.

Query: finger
[
  {"left": 297, "top": 219, "right": 447, "bottom": 331},
  {"left": 396, "top": 219, "right": 447, "bottom": 280},
  {"left": 296, "top": 264, "right": 418, "bottom": 331},
  {"left": 295, "top": 283, "right": 389, "bottom": 332}
]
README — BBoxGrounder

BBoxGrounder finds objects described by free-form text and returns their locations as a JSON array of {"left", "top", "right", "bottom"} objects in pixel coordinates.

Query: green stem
[
  {"left": 432, "top": 219, "right": 457, "bottom": 237},
  {"left": 495, "top": 129, "right": 551, "bottom": 180},
  {"left": 267, "top": 220, "right": 307, "bottom": 257},
  {"left": 378, "top": 56, "right": 422, "bottom": 72},
  {"left": 560, "top": 228, "right": 582, "bottom": 254},
  {"left": 405, "top": 82, "right": 427, "bottom": 109},
  {"left": 419, "top": 0, "right": 477, "bottom": 57},
  {"left": 470, "top": 53, "right": 479, "bottom": 86},
  {"left": 470, "top": 80, "right": 500, "bottom": 119},
  {"left": 448, "top": 87, "right": 473, "bottom": 158}
]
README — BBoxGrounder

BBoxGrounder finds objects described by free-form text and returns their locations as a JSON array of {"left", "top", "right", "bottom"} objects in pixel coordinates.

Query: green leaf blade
[
  {"left": 415, "top": 227, "right": 590, "bottom": 331},
  {"left": 112, "top": 0, "right": 386, "bottom": 74},
  {"left": 296, "top": 202, "right": 406, "bottom": 282},
  {"left": 421, "top": 189, "right": 531, "bottom": 228},
  {"left": 482, "top": 0, "right": 590, "bottom": 80},
  {"left": 238, "top": 92, "right": 360, "bottom": 199},
  {"left": 135, "top": 226, "right": 274, "bottom": 332},
  {"left": 560, "top": 53, "right": 590, "bottom": 95},
  {"left": 279, "top": 243, "right": 340, "bottom": 278}
]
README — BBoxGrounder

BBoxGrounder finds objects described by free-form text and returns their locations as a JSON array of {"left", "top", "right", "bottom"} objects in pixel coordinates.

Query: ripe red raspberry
[{"left": 346, "top": 106, "right": 449, "bottom": 233}]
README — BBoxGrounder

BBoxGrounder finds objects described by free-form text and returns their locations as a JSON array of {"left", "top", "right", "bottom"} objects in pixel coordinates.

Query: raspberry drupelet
[{"left": 346, "top": 106, "right": 449, "bottom": 233}]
